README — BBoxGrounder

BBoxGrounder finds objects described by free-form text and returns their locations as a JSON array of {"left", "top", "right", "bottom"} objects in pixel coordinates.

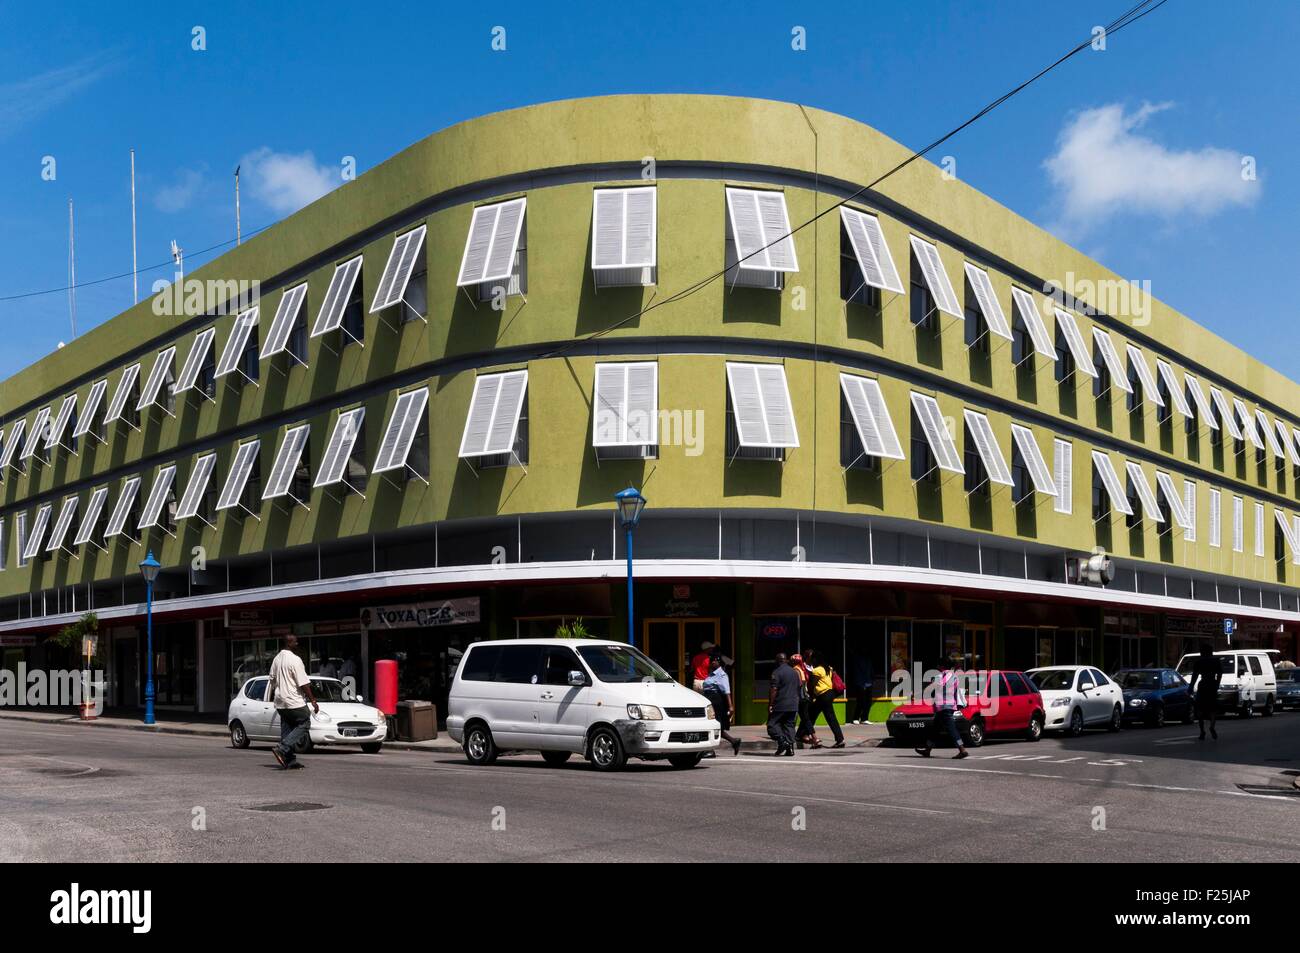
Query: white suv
[
  {"left": 447, "top": 639, "right": 721, "bottom": 771},
  {"left": 1176, "top": 649, "right": 1278, "bottom": 717}
]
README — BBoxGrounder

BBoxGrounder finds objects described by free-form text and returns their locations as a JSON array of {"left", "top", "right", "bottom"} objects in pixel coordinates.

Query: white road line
[{"left": 669, "top": 783, "right": 952, "bottom": 815}]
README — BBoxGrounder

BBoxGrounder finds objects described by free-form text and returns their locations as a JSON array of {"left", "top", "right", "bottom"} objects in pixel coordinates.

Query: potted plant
[{"left": 50, "top": 613, "right": 100, "bottom": 720}]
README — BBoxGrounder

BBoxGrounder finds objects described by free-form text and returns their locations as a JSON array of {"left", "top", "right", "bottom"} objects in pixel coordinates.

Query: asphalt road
[{"left": 1, "top": 712, "right": 1297, "bottom": 862}]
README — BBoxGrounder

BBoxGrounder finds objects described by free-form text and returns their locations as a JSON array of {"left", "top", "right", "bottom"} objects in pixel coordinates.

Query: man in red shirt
[{"left": 690, "top": 641, "right": 715, "bottom": 690}]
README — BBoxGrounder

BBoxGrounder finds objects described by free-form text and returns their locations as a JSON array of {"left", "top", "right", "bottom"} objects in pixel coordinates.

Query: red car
[{"left": 885, "top": 670, "right": 1045, "bottom": 747}]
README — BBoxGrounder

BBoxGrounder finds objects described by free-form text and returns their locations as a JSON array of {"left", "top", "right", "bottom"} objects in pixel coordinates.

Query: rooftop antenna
[
  {"left": 170, "top": 240, "right": 184, "bottom": 284},
  {"left": 67, "top": 198, "right": 77, "bottom": 338},
  {"left": 234, "top": 165, "right": 241, "bottom": 246},
  {"left": 130, "top": 149, "right": 139, "bottom": 304}
]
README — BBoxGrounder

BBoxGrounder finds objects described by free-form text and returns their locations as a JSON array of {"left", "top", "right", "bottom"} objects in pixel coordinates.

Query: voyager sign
[{"left": 361, "top": 598, "right": 481, "bottom": 630}]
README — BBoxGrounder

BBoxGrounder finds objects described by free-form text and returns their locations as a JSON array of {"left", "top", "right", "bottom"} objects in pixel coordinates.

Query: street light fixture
[
  {"left": 139, "top": 552, "right": 161, "bottom": 726},
  {"left": 614, "top": 486, "right": 646, "bottom": 648}
]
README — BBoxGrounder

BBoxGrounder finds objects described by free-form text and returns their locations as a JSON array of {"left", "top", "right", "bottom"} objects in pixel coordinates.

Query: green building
[{"left": 1, "top": 95, "right": 1296, "bottom": 725}]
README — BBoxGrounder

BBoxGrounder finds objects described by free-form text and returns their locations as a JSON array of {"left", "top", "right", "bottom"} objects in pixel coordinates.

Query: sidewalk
[{"left": 0, "top": 707, "right": 889, "bottom": 754}]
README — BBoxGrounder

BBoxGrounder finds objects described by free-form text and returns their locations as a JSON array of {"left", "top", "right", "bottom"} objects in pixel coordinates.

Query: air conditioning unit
[{"left": 1072, "top": 547, "right": 1115, "bottom": 586}]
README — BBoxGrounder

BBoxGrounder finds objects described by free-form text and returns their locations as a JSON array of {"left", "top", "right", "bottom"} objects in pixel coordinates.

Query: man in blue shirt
[{"left": 702, "top": 655, "right": 741, "bottom": 755}]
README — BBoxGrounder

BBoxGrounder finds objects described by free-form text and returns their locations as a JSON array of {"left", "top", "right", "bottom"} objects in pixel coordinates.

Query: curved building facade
[{"left": 2, "top": 95, "right": 1298, "bottom": 723}]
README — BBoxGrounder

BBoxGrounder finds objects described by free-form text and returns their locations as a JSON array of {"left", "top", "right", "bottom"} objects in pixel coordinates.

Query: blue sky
[{"left": 0, "top": 0, "right": 1292, "bottom": 381}]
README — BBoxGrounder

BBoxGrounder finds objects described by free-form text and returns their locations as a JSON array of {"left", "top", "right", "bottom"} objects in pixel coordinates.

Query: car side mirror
[{"left": 567, "top": 671, "right": 587, "bottom": 687}]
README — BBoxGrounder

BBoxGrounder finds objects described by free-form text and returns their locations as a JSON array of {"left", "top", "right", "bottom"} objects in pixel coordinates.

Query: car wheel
[
  {"left": 360, "top": 742, "right": 382, "bottom": 754},
  {"left": 540, "top": 750, "right": 572, "bottom": 767},
  {"left": 964, "top": 717, "right": 985, "bottom": 748},
  {"left": 1067, "top": 708, "right": 1085, "bottom": 737},
  {"left": 1239, "top": 699, "right": 1252, "bottom": 718},
  {"left": 1108, "top": 705, "right": 1122, "bottom": 732},
  {"left": 588, "top": 726, "right": 627, "bottom": 771},
  {"left": 1263, "top": 695, "right": 1275, "bottom": 717},
  {"left": 229, "top": 721, "right": 250, "bottom": 749},
  {"left": 1025, "top": 714, "right": 1043, "bottom": 742},
  {"left": 463, "top": 723, "right": 498, "bottom": 765},
  {"left": 1149, "top": 706, "right": 1166, "bottom": 729},
  {"left": 667, "top": 753, "right": 703, "bottom": 769}
]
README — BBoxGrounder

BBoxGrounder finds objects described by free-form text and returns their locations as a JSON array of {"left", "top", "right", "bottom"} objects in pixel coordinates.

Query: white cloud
[
  {"left": 238, "top": 147, "right": 339, "bottom": 215},
  {"left": 0, "top": 52, "right": 119, "bottom": 135},
  {"left": 1044, "top": 102, "right": 1259, "bottom": 234},
  {"left": 154, "top": 168, "right": 207, "bottom": 214}
]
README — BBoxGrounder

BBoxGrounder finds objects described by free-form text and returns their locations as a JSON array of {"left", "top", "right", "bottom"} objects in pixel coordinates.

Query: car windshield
[
  {"left": 1116, "top": 671, "right": 1160, "bottom": 689},
  {"left": 309, "top": 679, "right": 350, "bottom": 703},
  {"left": 576, "top": 644, "right": 675, "bottom": 683},
  {"left": 1028, "top": 670, "right": 1075, "bottom": 691},
  {"left": 1177, "top": 656, "right": 1236, "bottom": 676}
]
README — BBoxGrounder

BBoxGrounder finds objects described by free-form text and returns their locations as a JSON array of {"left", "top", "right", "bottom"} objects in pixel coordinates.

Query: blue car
[
  {"left": 1276, "top": 668, "right": 1300, "bottom": 710},
  {"left": 1113, "top": 668, "right": 1193, "bottom": 727}
]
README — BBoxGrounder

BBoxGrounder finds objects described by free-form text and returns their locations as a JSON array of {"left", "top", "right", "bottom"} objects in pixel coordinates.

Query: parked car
[
  {"left": 885, "top": 670, "right": 1045, "bottom": 747},
  {"left": 1275, "top": 668, "right": 1300, "bottom": 710},
  {"left": 228, "top": 676, "right": 388, "bottom": 753},
  {"left": 1175, "top": 649, "right": 1278, "bottom": 717},
  {"left": 1026, "top": 666, "right": 1123, "bottom": 735},
  {"left": 447, "top": 639, "right": 721, "bottom": 771},
  {"left": 1112, "top": 668, "right": 1193, "bottom": 727}
]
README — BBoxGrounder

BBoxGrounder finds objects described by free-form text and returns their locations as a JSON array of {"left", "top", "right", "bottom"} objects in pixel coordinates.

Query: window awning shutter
[
  {"left": 593, "top": 363, "right": 659, "bottom": 447},
  {"left": 176, "top": 453, "right": 218, "bottom": 520},
  {"left": 1183, "top": 374, "right": 1216, "bottom": 427},
  {"left": 21, "top": 407, "right": 51, "bottom": 459},
  {"left": 46, "top": 395, "right": 78, "bottom": 449},
  {"left": 1010, "top": 287, "right": 1057, "bottom": 359},
  {"left": 1210, "top": 388, "right": 1243, "bottom": 440},
  {"left": 72, "top": 379, "right": 108, "bottom": 438},
  {"left": 312, "top": 256, "right": 364, "bottom": 336},
  {"left": 23, "top": 504, "right": 52, "bottom": 561},
  {"left": 1276, "top": 509, "right": 1300, "bottom": 562},
  {"left": 725, "top": 188, "right": 799, "bottom": 273},
  {"left": 217, "top": 441, "right": 261, "bottom": 510},
  {"left": 839, "top": 207, "right": 903, "bottom": 294},
  {"left": 1276, "top": 420, "right": 1300, "bottom": 466},
  {"left": 1091, "top": 328, "right": 1132, "bottom": 392},
  {"left": 839, "top": 374, "right": 904, "bottom": 460},
  {"left": 1124, "top": 461, "right": 1164, "bottom": 521},
  {"left": 264, "top": 425, "right": 312, "bottom": 498},
  {"left": 458, "top": 198, "right": 527, "bottom": 286},
  {"left": 963, "top": 410, "right": 1011, "bottom": 485},
  {"left": 73, "top": 487, "right": 108, "bottom": 546},
  {"left": 46, "top": 496, "right": 79, "bottom": 552},
  {"left": 459, "top": 371, "right": 529, "bottom": 457},
  {"left": 374, "top": 388, "right": 432, "bottom": 473},
  {"left": 1155, "top": 471, "right": 1192, "bottom": 529},
  {"left": 1010, "top": 424, "right": 1057, "bottom": 496},
  {"left": 1091, "top": 450, "right": 1133, "bottom": 516},
  {"left": 593, "top": 188, "right": 657, "bottom": 270},
  {"left": 908, "top": 235, "right": 961, "bottom": 318},
  {"left": 1122, "top": 345, "right": 1161, "bottom": 406},
  {"left": 1155, "top": 360, "right": 1191, "bottom": 416},
  {"left": 216, "top": 309, "right": 259, "bottom": 377},
  {"left": 136, "top": 347, "right": 176, "bottom": 410},
  {"left": 962, "top": 263, "right": 1012, "bottom": 339},
  {"left": 138, "top": 464, "right": 177, "bottom": 529},
  {"left": 1256, "top": 408, "right": 1284, "bottom": 457},
  {"left": 910, "top": 392, "right": 963, "bottom": 474},
  {"left": 1232, "top": 398, "right": 1264, "bottom": 449},
  {"left": 105, "top": 364, "right": 141, "bottom": 423},
  {"left": 371, "top": 225, "right": 428, "bottom": 311},
  {"left": 316, "top": 408, "right": 367, "bottom": 486},
  {"left": 104, "top": 476, "right": 141, "bottom": 539},
  {"left": 0, "top": 420, "right": 24, "bottom": 470},
  {"left": 264, "top": 284, "right": 308, "bottom": 358},
  {"left": 175, "top": 328, "right": 216, "bottom": 393},
  {"left": 726, "top": 363, "right": 799, "bottom": 449},
  {"left": 1054, "top": 309, "right": 1097, "bottom": 377}
]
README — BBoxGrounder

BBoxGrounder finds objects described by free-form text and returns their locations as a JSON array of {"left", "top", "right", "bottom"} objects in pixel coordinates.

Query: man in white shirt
[{"left": 268, "top": 635, "right": 319, "bottom": 769}]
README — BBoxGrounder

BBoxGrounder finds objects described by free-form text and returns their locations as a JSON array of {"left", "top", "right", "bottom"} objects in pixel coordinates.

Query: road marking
[{"left": 669, "top": 782, "right": 952, "bottom": 815}]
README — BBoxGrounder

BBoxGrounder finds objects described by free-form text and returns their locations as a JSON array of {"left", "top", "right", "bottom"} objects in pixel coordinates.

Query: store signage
[
  {"left": 361, "top": 598, "right": 480, "bottom": 630},
  {"left": 673, "top": 585, "right": 691, "bottom": 600},
  {"left": 227, "top": 609, "right": 273, "bottom": 629},
  {"left": 760, "top": 621, "right": 789, "bottom": 639},
  {"left": 0, "top": 635, "right": 36, "bottom": 647}
]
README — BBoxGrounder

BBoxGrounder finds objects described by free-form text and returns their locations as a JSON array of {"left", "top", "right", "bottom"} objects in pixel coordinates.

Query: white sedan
[
  {"left": 1026, "top": 666, "right": 1124, "bottom": 735},
  {"left": 228, "top": 676, "right": 389, "bottom": 754}
]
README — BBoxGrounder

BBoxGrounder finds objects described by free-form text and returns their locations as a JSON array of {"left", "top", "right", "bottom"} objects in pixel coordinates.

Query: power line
[
  {"left": 0, "top": 222, "right": 275, "bottom": 304},
  {"left": 542, "top": 0, "right": 1170, "bottom": 359}
]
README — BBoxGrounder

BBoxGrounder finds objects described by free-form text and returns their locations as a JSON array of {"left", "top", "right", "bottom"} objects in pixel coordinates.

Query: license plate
[
  {"left": 908, "top": 721, "right": 927, "bottom": 729},
  {"left": 342, "top": 728, "right": 361, "bottom": 737},
  {"left": 681, "top": 732, "right": 705, "bottom": 743}
]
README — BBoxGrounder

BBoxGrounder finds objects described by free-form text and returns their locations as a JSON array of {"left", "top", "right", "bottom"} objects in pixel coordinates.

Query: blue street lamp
[
  {"left": 615, "top": 487, "right": 646, "bottom": 648},
  {"left": 139, "top": 552, "right": 161, "bottom": 726}
]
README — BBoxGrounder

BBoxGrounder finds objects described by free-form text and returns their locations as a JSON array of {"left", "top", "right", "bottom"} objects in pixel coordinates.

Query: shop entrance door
[
  {"left": 965, "top": 626, "right": 990, "bottom": 670},
  {"left": 115, "top": 638, "right": 138, "bottom": 709},
  {"left": 642, "top": 619, "right": 723, "bottom": 685}
]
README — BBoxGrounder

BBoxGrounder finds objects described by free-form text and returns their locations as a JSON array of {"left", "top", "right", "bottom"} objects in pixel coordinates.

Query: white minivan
[
  {"left": 447, "top": 639, "right": 722, "bottom": 770},
  {"left": 1176, "top": 649, "right": 1279, "bottom": 717}
]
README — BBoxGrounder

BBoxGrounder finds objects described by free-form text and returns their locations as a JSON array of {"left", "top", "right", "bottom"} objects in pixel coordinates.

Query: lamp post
[
  {"left": 139, "top": 552, "right": 161, "bottom": 726},
  {"left": 614, "top": 487, "right": 646, "bottom": 648}
]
